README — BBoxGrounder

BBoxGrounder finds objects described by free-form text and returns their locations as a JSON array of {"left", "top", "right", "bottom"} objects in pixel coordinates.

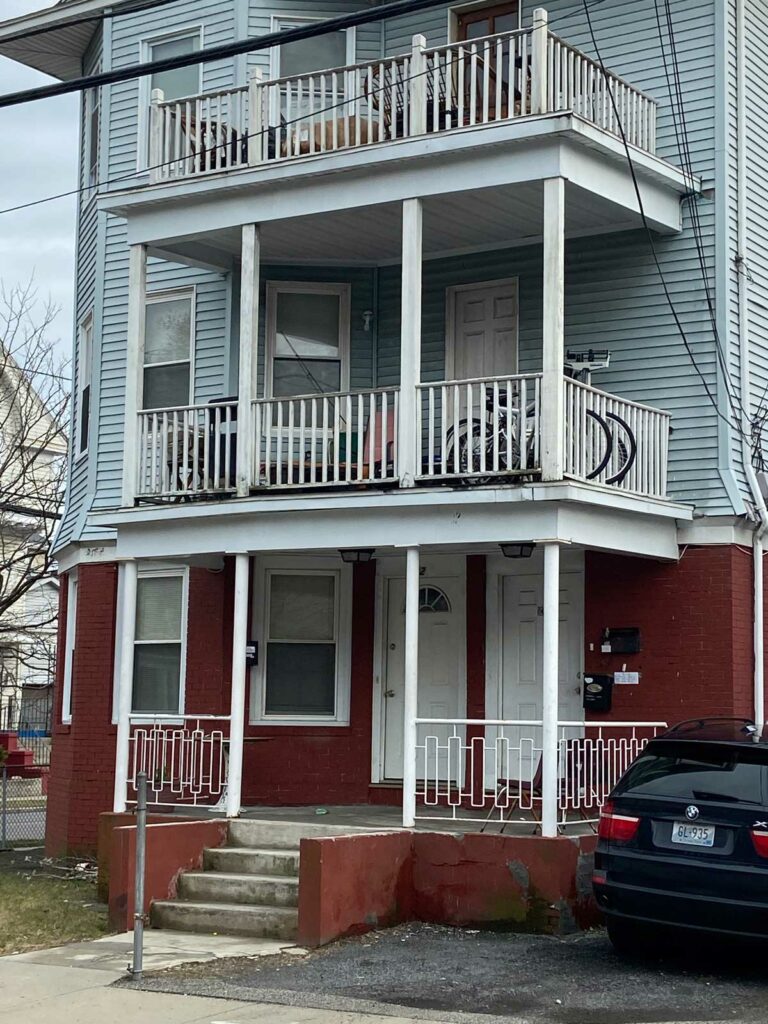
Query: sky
[{"left": 0, "top": 0, "right": 79, "bottom": 357}]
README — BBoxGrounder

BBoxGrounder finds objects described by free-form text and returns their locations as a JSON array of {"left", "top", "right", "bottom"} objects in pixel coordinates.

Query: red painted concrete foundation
[
  {"left": 297, "top": 831, "right": 599, "bottom": 947},
  {"left": 107, "top": 817, "right": 228, "bottom": 932}
]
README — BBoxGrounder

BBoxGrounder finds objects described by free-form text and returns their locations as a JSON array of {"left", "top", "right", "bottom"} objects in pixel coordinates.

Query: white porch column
[
  {"left": 113, "top": 559, "right": 138, "bottom": 813},
  {"left": 541, "top": 541, "right": 561, "bottom": 838},
  {"left": 237, "top": 225, "right": 261, "bottom": 497},
  {"left": 541, "top": 176, "right": 566, "bottom": 482},
  {"left": 399, "top": 198, "right": 423, "bottom": 487},
  {"left": 122, "top": 244, "right": 147, "bottom": 507},
  {"left": 402, "top": 545, "right": 420, "bottom": 827},
  {"left": 227, "top": 552, "right": 250, "bottom": 818}
]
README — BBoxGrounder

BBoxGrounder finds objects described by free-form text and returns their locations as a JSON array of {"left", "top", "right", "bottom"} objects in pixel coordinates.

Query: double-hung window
[
  {"left": 270, "top": 17, "right": 353, "bottom": 118},
  {"left": 142, "top": 29, "right": 202, "bottom": 165},
  {"left": 254, "top": 563, "right": 352, "bottom": 724},
  {"left": 77, "top": 315, "right": 93, "bottom": 455},
  {"left": 61, "top": 572, "right": 78, "bottom": 724},
  {"left": 142, "top": 291, "right": 194, "bottom": 410},
  {"left": 84, "top": 86, "right": 100, "bottom": 194},
  {"left": 266, "top": 283, "right": 350, "bottom": 399},
  {"left": 132, "top": 571, "right": 187, "bottom": 716}
]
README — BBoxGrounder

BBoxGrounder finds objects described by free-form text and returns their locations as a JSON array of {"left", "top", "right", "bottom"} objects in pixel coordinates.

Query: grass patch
[{"left": 0, "top": 872, "right": 109, "bottom": 955}]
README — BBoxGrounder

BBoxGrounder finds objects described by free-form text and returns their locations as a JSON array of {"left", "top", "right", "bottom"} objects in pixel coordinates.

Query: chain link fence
[{"left": 0, "top": 686, "right": 52, "bottom": 849}]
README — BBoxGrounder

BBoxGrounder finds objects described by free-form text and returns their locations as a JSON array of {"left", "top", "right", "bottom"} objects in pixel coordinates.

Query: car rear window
[{"left": 614, "top": 743, "right": 767, "bottom": 806}]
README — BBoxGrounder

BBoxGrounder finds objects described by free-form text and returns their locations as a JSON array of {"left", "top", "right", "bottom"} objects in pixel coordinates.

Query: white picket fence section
[
  {"left": 136, "top": 401, "right": 238, "bottom": 500},
  {"left": 128, "top": 716, "right": 229, "bottom": 807},
  {"left": 251, "top": 387, "right": 399, "bottom": 489},
  {"left": 148, "top": 15, "right": 657, "bottom": 181},
  {"left": 413, "top": 718, "right": 665, "bottom": 828},
  {"left": 546, "top": 34, "right": 657, "bottom": 152},
  {"left": 564, "top": 378, "right": 670, "bottom": 498},
  {"left": 417, "top": 373, "right": 542, "bottom": 479}
]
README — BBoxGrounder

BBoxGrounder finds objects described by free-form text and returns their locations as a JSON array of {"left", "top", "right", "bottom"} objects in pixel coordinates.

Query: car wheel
[{"left": 606, "top": 918, "right": 654, "bottom": 958}]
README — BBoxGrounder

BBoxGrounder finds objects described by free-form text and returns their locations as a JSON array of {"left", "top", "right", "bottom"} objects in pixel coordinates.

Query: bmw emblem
[{"left": 685, "top": 805, "right": 700, "bottom": 821}]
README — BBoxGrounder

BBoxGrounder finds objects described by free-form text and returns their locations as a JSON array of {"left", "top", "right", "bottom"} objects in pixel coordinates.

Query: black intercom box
[
  {"left": 583, "top": 674, "right": 614, "bottom": 713},
  {"left": 601, "top": 627, "right": 641, "bottom": 654}
]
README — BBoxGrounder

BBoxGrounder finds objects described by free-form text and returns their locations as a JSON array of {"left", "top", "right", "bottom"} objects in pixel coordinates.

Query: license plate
[{"left": 671, "top": 821, "right": 715, "bottom": 847}]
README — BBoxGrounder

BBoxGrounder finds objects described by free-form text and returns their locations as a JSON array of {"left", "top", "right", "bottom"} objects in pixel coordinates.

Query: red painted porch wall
[
  {"left": 46, "top": 564, "right": 118, "bottom": 857},
  {"left": 241, "top": 560, "right": 377, "bottom": 805},
  {"left": 584, "top": 546, "right": 755, "bottom": 725}
]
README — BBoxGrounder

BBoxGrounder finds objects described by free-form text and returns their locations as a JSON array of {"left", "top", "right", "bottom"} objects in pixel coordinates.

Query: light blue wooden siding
[{"left": 744, "top": 1, "right": 768, "bottom": 472}]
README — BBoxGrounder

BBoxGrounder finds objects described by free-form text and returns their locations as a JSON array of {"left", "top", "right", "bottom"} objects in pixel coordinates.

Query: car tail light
[
  {"left": 598, "top": 800, "right": 640, "bottom": 843},
  {"left": 751, "top": 830, "right": 768, "bottom": 858}
]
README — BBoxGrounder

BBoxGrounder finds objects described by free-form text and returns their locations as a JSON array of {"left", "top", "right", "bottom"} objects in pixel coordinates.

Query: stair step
[
  {"left": 203, "top": 846, "right": 300, "bottom": 876},
  {"left": 228, "top": 818, "right": 378, "bottom": 849},
  {"left": 178, "top": 871, "right": 298, "bottom": 907},
  {"left": 151, "top": 900, "right": 298, "bottom": 940}
]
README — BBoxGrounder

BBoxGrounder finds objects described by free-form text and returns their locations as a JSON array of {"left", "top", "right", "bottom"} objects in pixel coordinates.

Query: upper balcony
[{"left": 147, "top": 13, "right": 658, "bottom": 188}]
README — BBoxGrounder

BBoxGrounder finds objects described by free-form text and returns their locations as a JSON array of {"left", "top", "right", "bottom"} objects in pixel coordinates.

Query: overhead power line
[
  {"left": 0, "top": 0, "right": 186, "bottom": 47},
  {"left": 579, "top": 0, "right": 742, "bottom": 437},
  {"left": 0, "top": 0, "right": 451, "bottom": 110}
]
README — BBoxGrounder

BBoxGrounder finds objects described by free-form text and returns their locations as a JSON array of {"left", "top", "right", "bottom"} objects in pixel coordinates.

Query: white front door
[
  {"left": 499, "top": 571, "right": 584, "bottom": 779},
  {"left": 451, "top": 279, "right": 518, "bottom": 382},
  {"left": 382, "top": 574, "right": 465, "bottom": 781}
]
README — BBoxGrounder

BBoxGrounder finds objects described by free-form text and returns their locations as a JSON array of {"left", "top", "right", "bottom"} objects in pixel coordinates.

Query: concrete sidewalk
[{"left": 0, "top": 930, "right": 449, "bottom": 1024}]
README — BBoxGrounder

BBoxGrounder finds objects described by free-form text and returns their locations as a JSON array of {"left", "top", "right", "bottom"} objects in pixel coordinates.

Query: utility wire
[
  {"left": 0, "top": 0, "right": 451, "bottom": 109},
  {"left": 0, "top": 58, "right": 439, "bottom": 217},
  {"left": 0, "top": 0, "right": 187, "bottom": 47},
  {"left": 580, "top": 0, "right": 741, "bottom": 435},
  {"left": 653, "top": 0, "right": 749, "bottom": 432}
]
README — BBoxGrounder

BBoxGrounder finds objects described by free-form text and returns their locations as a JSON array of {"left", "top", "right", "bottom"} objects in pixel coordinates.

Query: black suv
[{"left": 593, "top": 718, "right": 768, "bottom": 952}]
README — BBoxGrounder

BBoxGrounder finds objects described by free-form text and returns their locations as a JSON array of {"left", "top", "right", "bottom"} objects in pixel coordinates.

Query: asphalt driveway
[{"left": 129, "top": 923, "right": 768, "bottom": 1023}]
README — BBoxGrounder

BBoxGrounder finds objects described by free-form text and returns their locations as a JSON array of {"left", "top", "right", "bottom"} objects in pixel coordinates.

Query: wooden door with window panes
[{"left": 456, "top": 2, "right": 521, "bottom": 123}]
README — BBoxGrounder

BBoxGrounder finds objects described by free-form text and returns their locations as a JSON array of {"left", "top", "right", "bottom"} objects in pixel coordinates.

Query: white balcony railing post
[
  {"left": 124, "top": 244, "right": 147, "bottom": 507},
  {"left": 113, "top": 559, "right": 138, "bottom": 813},
  {"left": 148, "top": 88, "right": 164, "bottom": 182},
  {"left": 409, "top": 34, "right": 428, "bottom": 136},
  {"left": 399, "top": 198, "right": 423, "bottom": 487},
  {"left": 531, "top": 8, "right": 549, "bottom": 115},
  {"left": 541, "top": 176, "right": 566, "bottom": 481},
  {"left": 248, "top": 68, "right": 264, "bottom": 166},
  {"left": 238, "top": 224, "right": 260, "bottom": 496}
]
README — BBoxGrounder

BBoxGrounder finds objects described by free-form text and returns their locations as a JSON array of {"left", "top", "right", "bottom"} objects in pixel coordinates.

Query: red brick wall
[
  {"left": 584, "top": 546, "right": 755, "bottom": 726},
  {"left": 241, "top": 560, "right": 377, "bottom": 805},
  {"left": 46, "top": 564, "right": 119, "bottom": 857}
]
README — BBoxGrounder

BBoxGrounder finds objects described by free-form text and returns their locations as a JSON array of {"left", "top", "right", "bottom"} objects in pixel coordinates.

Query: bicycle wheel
[{"left": 446, "top": 419, "right": 494, "bottom": 486}]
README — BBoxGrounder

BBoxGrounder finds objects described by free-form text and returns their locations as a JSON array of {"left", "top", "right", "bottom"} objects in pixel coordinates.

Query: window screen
[
  {"left": 132, "top": 575, "right": 185, "bottom": 715},
  {"left": 265, "top": 573, "right": 337, "bottom": 717},
  {"left": 272, "top": 291, "right": 342, "bottom": 398},
  {"left": 143, "top": 295, "right": 192, "bottom": 409}
]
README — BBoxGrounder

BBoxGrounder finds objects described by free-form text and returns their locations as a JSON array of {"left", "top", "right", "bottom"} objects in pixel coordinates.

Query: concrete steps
[
  {"left": 150, "top": 819, "right": 382, "bottom": 941},
  {"left": 177, "top": 871, "right": 299, "bottom": 907},
  {"left": 151, "top": 900, "right": 298, "bottom": 940},
  {"left": 203, "top": 846, "right": 300, "bottom": 876}
]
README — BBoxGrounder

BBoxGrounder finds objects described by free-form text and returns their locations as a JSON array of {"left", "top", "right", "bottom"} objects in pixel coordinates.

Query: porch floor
[{"left": 169, "top": 803, "right": 597, "bottom": 836}]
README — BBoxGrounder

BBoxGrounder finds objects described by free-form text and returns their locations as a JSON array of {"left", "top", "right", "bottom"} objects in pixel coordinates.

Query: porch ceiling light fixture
[
  {"left": 339, "top": 549, "right": 375, "bottom": 563},
  {"left": 500, "top": 543, "right": 536, "bottom": 559}
]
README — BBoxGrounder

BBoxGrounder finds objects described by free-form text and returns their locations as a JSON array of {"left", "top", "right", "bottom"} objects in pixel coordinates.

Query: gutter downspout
[{"left": 736, "top": 0, "right": 767, "bottom": 729}]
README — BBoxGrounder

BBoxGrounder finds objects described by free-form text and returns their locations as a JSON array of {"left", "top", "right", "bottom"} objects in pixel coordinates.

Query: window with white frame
[
  {"left": 142, "top": 291, "right": 194, "bottom": 410},
  {"left": 132, "top": 571, "right": 187, "bottom": 715},
  {"left": 61, "top": 572, "right": 78, "bottom": 724},
  {"left": 266, "top": 283, "right": 350, "bottom": 399},
  {"left": 261, "top": 569, "right": 348, "bottom": 721},
  {"left": 77, "top": 315, "right": 93, "bottom": 455},
  {"left": 147, "top": 30, "right": 202, "bottom": 103},
  {"left": 271, "top": 16, "right": 352, "bottom": 83},
  {"left": 84, "top": 86, "right": 100, "bottom": 194}
]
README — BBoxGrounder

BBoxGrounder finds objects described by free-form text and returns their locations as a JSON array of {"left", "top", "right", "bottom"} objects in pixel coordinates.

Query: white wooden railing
[
  {"left": 128, "top": 715, "right": 230, "bottom": 807},
  {"left": 564, "top": 377, "right": 670, "bottom": 498},
  {"left": 413, "top": 718, "right": 666, "bottom": 828},
  {"left": 149, "top": 85, "right": 250, "bottom": 182},
  {"left": 148, "top": 15, "right": 657, "bottom": 181},
  {"left": 417, "top": 373, "right": 542, "bottom": 480},
  {"left": 136, "top": 401, "right": 237, "bottom": 500},
  {"left": 251, "top": 387, "right": 399, "bottom": 489},
  {"left": 546, "top": 34, "right": 656, "bottom": 152}
]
